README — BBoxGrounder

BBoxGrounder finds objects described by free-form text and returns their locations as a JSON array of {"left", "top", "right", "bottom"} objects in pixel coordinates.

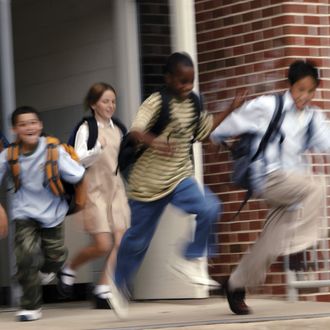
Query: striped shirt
[{"left": 128, "top": 92, "right": 213, "bottom": 201}]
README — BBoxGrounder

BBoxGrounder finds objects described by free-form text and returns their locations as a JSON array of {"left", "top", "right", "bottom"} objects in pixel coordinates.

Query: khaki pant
[
  {"left": 230, "top": 170, "right": 325, "bottom": 289},
  {"left": 15, "top": 220, "right": 67, "bottom": 309}
]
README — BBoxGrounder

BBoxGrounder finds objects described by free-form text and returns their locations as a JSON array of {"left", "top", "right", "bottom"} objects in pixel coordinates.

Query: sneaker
[
  {"left": 200, "top": 274, "right": 221, "bottom": 288},
  {"left": 223, "top": 280, "right": 251, "bottom": 315},
  {"left": 56, "top": 270, "right": 75, "bottom": 298},
  {"left": 198, "top": 260, "right": 221, "bottom": 289},
  {"left": 107, "top": 280, "right": 129, "bottom": 319},
  {"left": 93, "top": 293, "right": 112, "bottom": 309},
  {"left": 16, "top": 309, "right": 42, "bottom": 321},
  {"left": 39, "top": 271, "right": 56, "bottom": 285},
  {"left": 171, "top": 257, "right": 220, "bottom": 288}
]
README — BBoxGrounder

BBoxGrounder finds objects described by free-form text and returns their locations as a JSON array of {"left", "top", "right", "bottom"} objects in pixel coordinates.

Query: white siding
[
  {"left": 10, "top": 0, "right": 117, "bottom": 286},
  {"left": 12, "top": 0, "right": 115, "bottom": 111}
]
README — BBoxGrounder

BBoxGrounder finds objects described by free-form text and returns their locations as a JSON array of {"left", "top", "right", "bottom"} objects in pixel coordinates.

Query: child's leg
[
  {"left": 15, "top": 220, "right": 43, "bottom": 310},
  {"left": 40, "top": 222, "right": 67, "bottom": 274},
  {"left": 170, "top": 177, "right": 220, "bottom": 259},
  {"left": 230, "top": 171, "right": 324, "bottom": 290},
  {"left": 114, "top": 197, "right": 169, "bottom": 288}
]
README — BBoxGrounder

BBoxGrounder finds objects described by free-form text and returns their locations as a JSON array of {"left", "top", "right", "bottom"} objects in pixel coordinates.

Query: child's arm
[
  {"left": 0, "top": 204, "right": 8, "bottom": 239},
  {"left": 130, "top": 130, "right": 174, "bottom": 157},
  {"left": 72, "top": 176, "right": 87, "bottom": 213},
  {"left": 74, "top": 123, "right": 103, "bottom": 168},
  {"left": 211, "top": 89, "right": 248, "bottom": 131},
  {"left": 306, "top": 109, "right": 330, "bottom": 152}
]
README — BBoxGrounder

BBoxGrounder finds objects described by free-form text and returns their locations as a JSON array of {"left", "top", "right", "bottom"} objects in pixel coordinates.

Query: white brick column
[
  {"left": 169, "top": 0, "right": 204, "bottom": 187},
  {"left": 113, "top": 0, "right": 141, "bottom": 127},
  {"left": 0, "top": 0, "right": 16, "bottom": 138},
  {"left": 0, "top": 0, "right": 17, "bottom": 307},
  {"left": 133, "top": 0, "right": 209, "bottom": 300}
]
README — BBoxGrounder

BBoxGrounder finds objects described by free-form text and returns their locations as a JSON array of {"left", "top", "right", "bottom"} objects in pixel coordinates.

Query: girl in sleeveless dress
[{"left": 58, "top": 83, "right": 130, "bottom": 308}]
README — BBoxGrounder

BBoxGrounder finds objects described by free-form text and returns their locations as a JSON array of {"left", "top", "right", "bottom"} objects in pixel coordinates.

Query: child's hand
[
  {"left": 230, "top": 89, "right": 249, "bottom": 112},
  {"left": 0, "top": 208, "right": 8, "bottom": 239},
  {"left": 205, "top": 138, "right": 223, "bottom": 154},
  {"left": 211, "top": 89, "right": 249, "bottom": 131},
  {"left": 130, "top": 131, "right": 176, "bottom": 156},
  {"left": 151, "top": 139, "right": 176, "bottom": 157}
]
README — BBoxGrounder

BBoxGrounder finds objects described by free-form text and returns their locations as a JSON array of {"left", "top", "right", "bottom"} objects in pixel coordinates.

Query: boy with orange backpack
[{"left": 0, "top": 106, "right": 85, "bottom": 321}]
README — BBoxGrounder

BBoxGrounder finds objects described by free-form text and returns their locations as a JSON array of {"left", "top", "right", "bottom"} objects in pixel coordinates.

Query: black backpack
[
  {"left": 224, "top": 94, "right": 285, "bottom": 218},
  {"left": 68, "top": 116, "right": 127, "bottom": 150},
  {"left": 117, "top": 88, "right": 203, "bottom": 179},
  {"left": 0, "top": 132, "right": 9, "bottom": 153}
]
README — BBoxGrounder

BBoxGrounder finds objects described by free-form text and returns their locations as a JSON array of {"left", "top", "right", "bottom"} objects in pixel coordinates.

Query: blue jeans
[{"left": 114, "top": 177, "right": 221, "bottom": 288}]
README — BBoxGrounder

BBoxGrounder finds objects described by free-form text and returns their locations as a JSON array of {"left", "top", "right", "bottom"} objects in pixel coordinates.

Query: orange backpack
[{"left": 7, "top": 136, "right": 86, "bottom": 214}]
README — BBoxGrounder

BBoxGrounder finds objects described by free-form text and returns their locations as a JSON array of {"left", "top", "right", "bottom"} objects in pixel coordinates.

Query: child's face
[
  {"left": 166, "top": 64, "right": 194, "bottom": 100},
  {"left": 91, "top": 89, "right": 116, "bottom": 122},
  {"left": 290, "top": 76, "right": 317, "bottom": 111},
  {"left": 13, "top": 113, "right": 43, "bottom": 147}
]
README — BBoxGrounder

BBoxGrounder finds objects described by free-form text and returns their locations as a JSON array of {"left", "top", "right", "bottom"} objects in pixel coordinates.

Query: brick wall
[
  {"left": 137, "top": 0, "right": 171, "bottom": 100},
  {"left": 195, "top": 0, "right": 330, "bottom": 301}
]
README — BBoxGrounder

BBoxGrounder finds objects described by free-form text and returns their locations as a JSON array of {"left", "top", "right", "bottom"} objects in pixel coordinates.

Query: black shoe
[
  {"left": 223, "top": 280, "right": 251, "bottom": 315},
  {"left": 56, "top": 271, "right": 74, "bottom": 298},
  {"left": 93, "top": 294, "right": 112, "bottom": 309}
]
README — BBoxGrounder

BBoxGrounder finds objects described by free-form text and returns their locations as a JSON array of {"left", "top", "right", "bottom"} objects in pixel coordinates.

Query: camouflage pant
[{"left": 14, "top": 219, "right": 68, "bottom": 310}]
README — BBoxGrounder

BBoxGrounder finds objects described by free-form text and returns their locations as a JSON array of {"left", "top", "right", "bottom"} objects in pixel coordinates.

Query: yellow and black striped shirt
[{"left": 128, "top": 92, "right": 213, "bottom": 201}]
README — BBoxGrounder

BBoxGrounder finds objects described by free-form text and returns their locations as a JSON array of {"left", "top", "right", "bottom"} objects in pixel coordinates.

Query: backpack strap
[
  {"left": 68, "top": 116, "right": 98, "bottom": 150},
  {"left": 189, "top": 91, "right": 203, "bottom": 143},
  {"left": 251, "top": 94, "right": 284, "bottom": 162},
  {"left": 69, "top": 116, "right": 127, "bottom": 150},
  {"left": 7, "top": 136, "right": 81, "bottom": 201},
  {"left": 68, "top": 118, "right": 85, "bottom": 147},
  {"left": 0, "top": 133, "right": 9, "bottom": 153},
  {"left": 232, "top": 94, "right": 284, "bottom": 220},
  {"left": 45, "top": 136, "right": 65, "bottom": 197},
  {"left": 112, "top": 117, "right": 127, "bottom": 136},
  {"left": 157, "top": 89, "right": 202, "bottom": 140},
  {"left": 85, "top": 116, "right": 98, "bottom": 150},
  {"left": 149, "top": 88, "right": 172, "bottom": 136},
  {"left": 116, "top": 89, "right": 203, "bottom": 176},
  {"left": 7, "top": 143, "right": 21, "bottom": 192},
  {"left": 305, "top": 112, "right": 314, "bottom": 150},
  {"left": 47, "top": 137, "right": 86, "bottom": 211},
  {"left": 117, "top": 88, "right": 172, "bottom": 176}
]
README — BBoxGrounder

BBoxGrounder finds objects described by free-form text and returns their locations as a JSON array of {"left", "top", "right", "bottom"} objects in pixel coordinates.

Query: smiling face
[
  {"left": 13, "top": 113, "right": 43, "bottom": 151},
  {"left": 91, "top": 89, "right": 116, "bottom": 124},
  {"left": 290, "top": 75, "right": 317, "bottom": 111},
  {"left": 165, "top": 63, "right": 195, "bottom": 100}
]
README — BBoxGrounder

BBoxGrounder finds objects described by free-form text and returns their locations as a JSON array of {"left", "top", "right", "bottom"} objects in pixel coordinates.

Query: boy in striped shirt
[{"left": 109, "top": 52, "right": 245, "bottom": 318}]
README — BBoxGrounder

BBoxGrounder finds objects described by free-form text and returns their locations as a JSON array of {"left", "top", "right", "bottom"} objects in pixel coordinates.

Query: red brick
[{"left": 196, "top": 0, "right": 330, "bottom": 302}]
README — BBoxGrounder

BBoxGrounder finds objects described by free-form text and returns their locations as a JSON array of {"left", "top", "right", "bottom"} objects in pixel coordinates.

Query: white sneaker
[
  {"left": 16, "top": 309, "right": 42, "bottom": 321},
  {"left": 171, "top": 257, "right": 220, "bottom": 288},
  {"left": 198, "top": 261, "right": 221, "bottom": 289},
  {"left": 170, "top": 257, "right": 202, "bottom": 283},
  {"left": 107, "top": 280, "right": 129, "bottom": 319},
  {"left": 39, "top": 271, "right": 56, "bottom": 285}
]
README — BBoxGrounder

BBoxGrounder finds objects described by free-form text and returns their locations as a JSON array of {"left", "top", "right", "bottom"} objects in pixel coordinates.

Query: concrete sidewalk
[{"left": 1, "top": 297, "right": 330, "bottom": 330}]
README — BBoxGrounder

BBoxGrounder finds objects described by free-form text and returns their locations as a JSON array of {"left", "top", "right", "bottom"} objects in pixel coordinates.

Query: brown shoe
[{"left": 224, "top": 280, "right": 251, "bottom": 315}]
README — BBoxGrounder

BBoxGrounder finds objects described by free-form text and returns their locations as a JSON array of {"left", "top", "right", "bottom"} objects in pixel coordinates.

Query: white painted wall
[
  {"left": 9, "top": 0, "right": 142, "bottom": 288},
  {"left": 11, "top": 0, "right": 118, "bottom": 285},
  {"left": 12, "top": 0, "right": 116, "bottom": 112}
]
